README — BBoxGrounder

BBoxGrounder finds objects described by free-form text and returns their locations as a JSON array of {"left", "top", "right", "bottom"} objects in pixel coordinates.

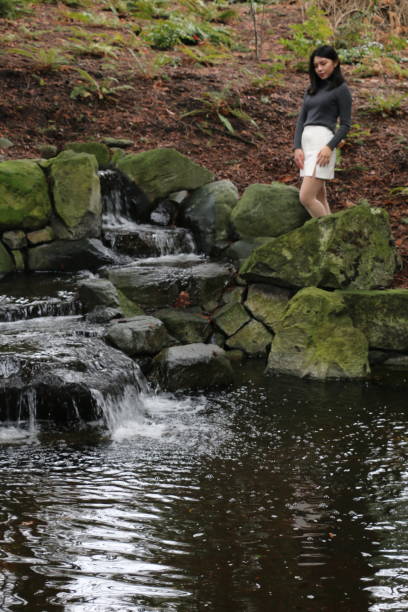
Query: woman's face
[{"left": 313, "top": 56, "right": 338, "bottom": 80}]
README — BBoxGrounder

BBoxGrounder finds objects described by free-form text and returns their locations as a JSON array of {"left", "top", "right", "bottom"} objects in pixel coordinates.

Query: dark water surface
[{"left": 1, "top": 363, "right": 408, "bottom": 612}]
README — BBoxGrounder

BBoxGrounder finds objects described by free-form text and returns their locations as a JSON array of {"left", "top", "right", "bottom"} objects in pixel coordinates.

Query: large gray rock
[
  {"left": 0, "top": 160, "right": 52, "bottom": 231},
  {"left": 231, "top": 182, "right": 308, "bottom": 239},
  {"left": 106, "top": 316, "right": 174, "bottom": 356},
  {"left": 241, "top": 205, "right": 398, "bottom": 290},
  {"left": 266, "top": 287, "right": 370, "bottom": 380},
  {"left": 78, "top": 278, "right": 120, "bottom": 311},
  {"left": 151, "top": 343, "right": 234, "bottom": 391},
  {"left": 226, "top": 319, "right": 273, "bottom": 356},
  {"left": 245, "top": 284, "right": 292, "bottom": 332},
  {"left": 182, "top": 180, "right": 239, "bottom": 255},
  {"left": 49, "top": 150, "right": 102, "bottom": 240},
  {"left": 116, "top": 148, "right": 214, "bottom": 203},
  {"left": 28, "top": 238, "right": 116, "bottom": 272},
  {"left": 105, "top": 262, "right": 233, "bottom": 310},
  {"left": 338, "top": 289, "right": 408, "bottom": 351},
  {"left": 153, "top": 308, "right": 212, "bottom": 344}
]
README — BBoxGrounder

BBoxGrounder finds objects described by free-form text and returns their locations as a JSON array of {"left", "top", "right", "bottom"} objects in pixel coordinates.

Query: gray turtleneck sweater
[{"left": 294, "top": 81, "right": 352, "bottom": 150}]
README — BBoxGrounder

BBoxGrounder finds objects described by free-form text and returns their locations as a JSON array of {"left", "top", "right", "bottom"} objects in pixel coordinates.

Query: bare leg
[
  {"left": 317, "top": 181, "right": 331, "bottom": 215},
  {"left": 299, "top": 176, "right": 329, "bottom": 218}
]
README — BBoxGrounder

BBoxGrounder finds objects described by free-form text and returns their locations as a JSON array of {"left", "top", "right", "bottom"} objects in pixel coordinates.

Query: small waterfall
[
  {"left": 91, "top": 385, "right": 148, "bottom": 435},
  {"left": 0, "top": 297, "right": 82, "bottom": 322},
  {"left": 99, "top": 169, "right": 150, "bottom": 228}
]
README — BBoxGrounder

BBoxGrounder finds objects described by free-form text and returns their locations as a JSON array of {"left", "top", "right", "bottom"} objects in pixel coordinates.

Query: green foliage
[
  {"left": 181, "top": 42, "right": 232, "bottom": 65},
  {"left": 70, "top": 68, "right": 134, "bottom": 100},
  {"left": 362, "top": 93, "right": 408, "bottom": 117},
  {"left": 181, "top": 87, "right": 257, "bottom": 137},
  {"left": 126, "top": 0, "right": 170, "bottom": 19},
  {"left": 0, "top": 0, "right": 28, "bottom": 18},
  {"left": 346, "top": 123, "right": 371, "bottom": 146},
  {"left": 68, "top": 39, "right": 119, "bottom": 58},
  {"left": 279, "top": 5, "right": 333, "bottom": 70},
  {"left": 128, "top": 48, "right": 180, "bottom": 78},
  {"left": 247, "top": 54, "right": 287, "bottom": 89},
  {"left": 60, "top": 8, "right": 120, "bottom": 26},
  {"left": 6, "top": 46, "right": 72, "bottom": 72},
  {"left": 338, "top": 40, "right": 383, "bottom": 64}
]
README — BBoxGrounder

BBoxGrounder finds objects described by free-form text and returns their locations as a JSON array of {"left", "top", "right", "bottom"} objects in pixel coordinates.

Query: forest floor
[{"left": 0, "top": 2, "right": 407, "bottom": 284}]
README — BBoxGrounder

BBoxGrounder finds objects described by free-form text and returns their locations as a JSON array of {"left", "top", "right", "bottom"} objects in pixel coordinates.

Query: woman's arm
[{"left": 326, "top": 83, "right": 352, "bottom": 150}]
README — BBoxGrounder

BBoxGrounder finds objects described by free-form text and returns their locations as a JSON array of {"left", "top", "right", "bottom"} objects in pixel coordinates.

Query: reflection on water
[{"left": 0, "top": 363, "right": 408, "bottom": 611}]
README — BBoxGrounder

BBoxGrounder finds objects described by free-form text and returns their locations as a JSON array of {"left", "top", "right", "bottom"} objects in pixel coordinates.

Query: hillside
[{"left": 0, "top": 0, "right": 407, "bottom": 283}]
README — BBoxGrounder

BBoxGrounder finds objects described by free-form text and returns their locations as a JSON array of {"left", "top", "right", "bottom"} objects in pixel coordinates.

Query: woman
[{"left": 294, "top": 45, "right": 352, "bottom": 217}]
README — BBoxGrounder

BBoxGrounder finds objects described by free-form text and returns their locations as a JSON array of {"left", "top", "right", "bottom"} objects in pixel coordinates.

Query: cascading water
[{"left": 100, "top": 168, "right": 196, "bottom": 258}]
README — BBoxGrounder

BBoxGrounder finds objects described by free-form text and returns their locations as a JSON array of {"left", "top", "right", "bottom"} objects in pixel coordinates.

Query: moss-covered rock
[
  {"left": 245, "top": 284, "right": 292, "bottom": 332},
  {"left": 266, "top": 287, "right": 370, "bottom": 379},
  {"left": 0, "top": 241, "right": 15, "bottom": 278},
  {"left": 222, "top": 285, "right": 245, "bottom": 305},
  {"left": 240, "top": 205, "right": 397, "bottom": 290},
  {"left": 182, "top": 180, "right": 239, "bottom": 255},
  {"left": 338, "top": 289, "right": 408, "bottom": 351},
  {"left": 226, "top": 319, "right": 272, "bottom": 356},
  {"left": 214, "top": 302, "right": 251, "bottom": 337},
  {"left": 65, "top": 141, "right": 111, "bottom": 168},
  {"left": 0, "top": 160, "right": 52, "bottom": 231},
  {"left": 2, "top": 230, "right": 27, "bottom": 250},
  {"left": 49, "top": 151, "right": 102, "bottom": 240},
  {"left": 153, "top": 308, "right": 211, "bottom": 344},
  {"left": 26, "top": 226, "right": 55, "bottom": 246},
  {"left": 231, "top": 182, "right": 308, "bottom": 239},
  {"left": 116, "top": 148, "right": 214, "bottom": 203}
]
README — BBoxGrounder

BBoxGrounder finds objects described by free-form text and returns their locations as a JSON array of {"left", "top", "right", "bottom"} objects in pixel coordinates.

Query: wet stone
[
  {"left": 2, "top": 230, "right": 27, "bottom": 250},
  {"left": 105, "top": 316, "right": 174, "bottom": 356},
  {"left": 151, "top": 342, "right": 234, "bottom": 391}
]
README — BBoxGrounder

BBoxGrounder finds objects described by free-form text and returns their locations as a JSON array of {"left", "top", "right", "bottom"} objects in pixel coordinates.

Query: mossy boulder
[
  {"left": 338, "top": 289, "right": 408, "bottom": 351},
  {"left": 2, "top": 230, "right": 27, "bottom": 250},
  {"left": 241, "top": 205, "right": 397, "bottom": 290},
  {"left": 0, "top": 160, "right": 52, "bottom": 231},
  {"left": 182, "top": 180, "right": 239, "bottom": 255},
  {"left": 231, "top": 182, "right": 308, "bottom": 239},
  {"left": 65, "top": 141, "right": 111, "bottom": 168},
  {"left": 49, "top": 151, "right": 102, "bottom": 240},
  {"left": 214, "top": 302, "right": 251, "bottom": 337},
  {"left": 266, "top": 287, "right": 370, "bottom": 379},
  {"left": 226, "top": 319, "right": 273, "bottom": 356},
  {"left": 245, "top": 284, "right": 292, "bottom": 332},
  {"left": 153, "top": 308, "right": 211, "bottom": 344},
  {"left": 0, "top": 241, "right": 15, "bottom": 278},
  {"left": 116, "top": 148, "right": 214, "bottom": 203}
]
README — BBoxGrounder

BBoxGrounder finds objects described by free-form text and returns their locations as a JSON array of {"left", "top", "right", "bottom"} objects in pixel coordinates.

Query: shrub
[{"left": 279, "top": 5, "right": 333, "bottom": 70}]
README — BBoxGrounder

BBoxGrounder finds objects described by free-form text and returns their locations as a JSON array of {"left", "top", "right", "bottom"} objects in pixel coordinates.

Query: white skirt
[{"left": 300, "top": 125, "right": 336, "bottom": 180}]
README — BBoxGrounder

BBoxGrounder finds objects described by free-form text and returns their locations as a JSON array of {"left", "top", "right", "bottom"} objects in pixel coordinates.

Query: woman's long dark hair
[{"left": 307, "top": 45, "right": 345, "bottom": 94}]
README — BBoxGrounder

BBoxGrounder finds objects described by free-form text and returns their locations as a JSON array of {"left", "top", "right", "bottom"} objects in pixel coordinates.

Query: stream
[
  {"left": 1, "top": 367, "right": 408, "bottom": 611},
  {"left": 0, "top": 171, "right": 407, "bottom": 611}
]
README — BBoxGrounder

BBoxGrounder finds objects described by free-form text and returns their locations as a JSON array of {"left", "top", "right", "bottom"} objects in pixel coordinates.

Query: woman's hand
[
  {"left": 294, "top": 148, "right": 304, "bottom": 169},
  {"left": 317, "top": 145, "right": 332, "bottom": 167}
]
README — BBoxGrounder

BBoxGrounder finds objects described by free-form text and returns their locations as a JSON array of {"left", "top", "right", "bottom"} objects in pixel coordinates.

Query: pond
[{"left": 1, "top": 362, "right": 407, "bottom": 612}]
